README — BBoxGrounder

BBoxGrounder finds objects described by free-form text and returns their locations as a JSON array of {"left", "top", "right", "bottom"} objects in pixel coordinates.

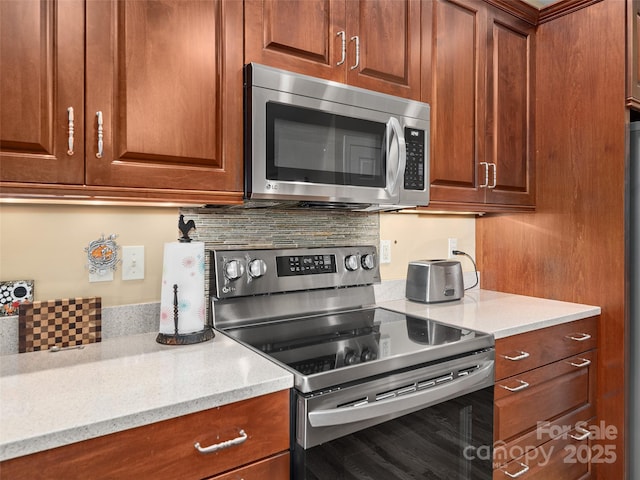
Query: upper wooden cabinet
[
  {"left": 627, "top": 0, "right": 640, "bottom": 109},
  {"left": 0, "top": 0, "right": 85, "bottom": 185},
  {"left": 244, "top": 0, "right": 422, "bottom": 100},
  {"left": 0, "top": 0, "right": 243, "bottom": 204},
  {"left": 423, "top": 0, "right": 535, "bottom": 212}
]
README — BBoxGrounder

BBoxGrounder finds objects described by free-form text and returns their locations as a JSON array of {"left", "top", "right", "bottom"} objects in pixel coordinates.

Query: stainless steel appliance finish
[
  {"left": 210, "top": 246, "right": 494, "bottom": 479},
  {"left": 244, "top": 63, "right": 430, "bottom": 211},
  {"left": 405, "top": 259, "right": 465, "bottom": 303}
]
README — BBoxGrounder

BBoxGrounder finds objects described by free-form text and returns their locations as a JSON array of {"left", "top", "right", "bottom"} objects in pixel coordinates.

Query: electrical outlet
[
  {"left": 122, "top": 246, "right": 145, "bottom": 280},
  {"left": 380, "top": 240, "right": 392, "bottom": 264},
  {"left": 448, "top": 238, "right": 458, "bottom": 258}
]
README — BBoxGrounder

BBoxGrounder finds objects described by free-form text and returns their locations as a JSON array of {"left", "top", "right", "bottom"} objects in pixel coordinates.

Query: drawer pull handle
[
  {"left": 566, "top": 332, "right": 591, "bottom": 342},
  {"left": 67, "top": 106, "right": 75, "bottom": 155},
  {"left": 336, "top": 31, "right": 346, "bottom": 66},
  {"left": 570, "top": 427, "right": 591, "bottom": 441},
  {"left": 194, "top": 429, "right": 247, "bottom": 454},
  {"left": 500, "top": 379, "right": 530, "bottom": 392},
  {"left": 568, "top": 358, "right": 591, "bottom": 368},
  {"left": 96, "top": 111, "right": 104, "bottom": 158},
  {"left": 503, "top": 351, "right": 530, "bottom": 361},
  {"left": 350, "top": 35, "right": 360, "bottom": 70},
  {"left": 503, "top": 462, "right": 530, "bottom": 478}
]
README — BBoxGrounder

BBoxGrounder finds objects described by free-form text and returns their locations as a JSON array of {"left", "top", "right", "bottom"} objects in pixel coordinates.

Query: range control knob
[
  {"left": 344, "top": 349, "right": 358, "bottom": 365},
  {"left": 223, "top": 260, "right": 245, "bottom": 281},
  {"left": 361, "top": 348, "right": 377, "bottom": 362},
  {"left": 345, "top": 255, "right": 360, "bottom": 271},
  {"left": 248, "top": 259, "right": 267, "bottom": 278},
  {"left": 361, "top": 254, "right": 376, "bottom": 270}
]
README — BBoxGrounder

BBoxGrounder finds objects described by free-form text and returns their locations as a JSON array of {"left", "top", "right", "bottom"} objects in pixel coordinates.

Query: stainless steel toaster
[{"left": 405, "top": 259, "right": 464, "bottom": 303}]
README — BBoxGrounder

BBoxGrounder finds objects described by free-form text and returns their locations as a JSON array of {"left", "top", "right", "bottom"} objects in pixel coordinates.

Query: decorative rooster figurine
[{"left": 178, "top": 215, "right": 196, "bottom": 243}]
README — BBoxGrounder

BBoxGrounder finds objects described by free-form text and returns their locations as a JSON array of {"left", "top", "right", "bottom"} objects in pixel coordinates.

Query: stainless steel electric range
[{"left": 210, "top": 246, "right": 495, "bottom": 480}]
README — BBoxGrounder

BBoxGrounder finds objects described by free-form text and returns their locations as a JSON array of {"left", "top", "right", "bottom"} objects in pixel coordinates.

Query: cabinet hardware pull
[
  {"left": 503, "top": 351, "right": 530, "bottom": 361},
  {"left": 503, "top": 462, "right": 530, "bottom": 478},
  {"left": 336, "top": 31, "right": 346, "bottom": 66},
  {"left": 67, "top": 107, "right": 75, "bottom": 156},
  {"left": 566, "top": 332, "right": 591, "bottom": 342},
  {"left": 500, "top": 379, "right": 529, "bottom": 392},
  {"left": 96, "top": 111, "right": 104, "bottom": 158},
  {"left": 479, "top": 162, "right": 489, "bottom": 187},
  {"left": 570, "top": 426, "right": 591, "bottom": 441},
  {"left": 194, "top": 429, "right": 248, "bottom": 454},
  {"left": 350, "top": 35, "right": 360, "bottom": 70},
  {"left": 488, "top": 162, "right": 497, "bottom": 189},
  {"left": 568, "top": 358, "right": 591, "bottom": 368}
]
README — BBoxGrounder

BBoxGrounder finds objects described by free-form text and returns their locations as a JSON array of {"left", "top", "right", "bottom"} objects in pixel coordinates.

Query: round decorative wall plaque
[{"left": 85, "top": 234, "right": 120, "bottom": 274}]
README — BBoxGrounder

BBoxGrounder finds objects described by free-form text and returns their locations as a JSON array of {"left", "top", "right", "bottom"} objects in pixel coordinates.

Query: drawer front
[
  {"left": 495, "top": 350, "right": 596, "bottom": 443},
  {"left": 209, "top": 452, "right": 290, "bottom": 480},
  {"left": 496, "top": 316, "right": 597, "bottom": 380},
  {"left": 493, "top": 424, "right": 593, "bottom": 480},
  {"left": 0, "top": 390, "right": 290, "bottom": 480}
]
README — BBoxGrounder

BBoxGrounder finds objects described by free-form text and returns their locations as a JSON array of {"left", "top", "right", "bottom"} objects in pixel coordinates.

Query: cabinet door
[
  {"left": 0, "top": 0, "right": 85, "bottom": 185},
  {"left": 345, "top": 0, "right": 421, "bottom": 99},
  {"left": 426, "top": 0, "right": 486, "bottom": 205},
  {"left": 85, "top": 0, "right": 242, "bottom": 193},
  {"left": 627, "top": 0, "right": 640, "bottom": 108},
  {"left": 484, "top": 8, "right": 535, "bottom": 207},
  {"left": 244, "top": 0, "right": 346, "bottom": 82}
]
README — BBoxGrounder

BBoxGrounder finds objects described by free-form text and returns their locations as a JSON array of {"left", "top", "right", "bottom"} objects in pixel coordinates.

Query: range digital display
[{"left": 276, "top": 254, "right": 337, "bottom": 276}]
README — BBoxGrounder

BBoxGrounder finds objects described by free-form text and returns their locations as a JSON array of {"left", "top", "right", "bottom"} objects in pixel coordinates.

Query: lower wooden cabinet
[
  {"left": 493, "top": 317, "right": 598, "bottom": 479},
  {"left": 0, "top": 390, "right": 290, "bottom": 480},
  {"left": 494, "top": 424, "right": 592, "bottom": 479},
  {"left": 208, "top": 451, "right": 290, "bottom": 480}
]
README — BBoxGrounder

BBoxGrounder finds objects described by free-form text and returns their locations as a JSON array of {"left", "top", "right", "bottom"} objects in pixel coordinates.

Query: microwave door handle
[
  {"left": 385, "top": 117, "right": 406, "bottom": 200},
  {"left": 308, "top": 360, "right": 493, "bottom": 427}
]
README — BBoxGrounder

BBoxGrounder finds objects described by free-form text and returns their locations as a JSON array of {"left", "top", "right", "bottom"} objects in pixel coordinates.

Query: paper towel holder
[{"left": 156, "top": 284, "right": 214, "bottom": 345}]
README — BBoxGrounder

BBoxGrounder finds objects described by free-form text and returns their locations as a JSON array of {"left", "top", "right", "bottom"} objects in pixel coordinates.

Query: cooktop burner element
[{"left": 209, "top": 246, "right": 493, "bottom": 393}]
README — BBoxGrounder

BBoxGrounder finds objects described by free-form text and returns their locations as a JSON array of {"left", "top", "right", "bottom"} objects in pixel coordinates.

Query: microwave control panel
[{"left": 404, "top": 128, "right": 425, "bottom": 191}]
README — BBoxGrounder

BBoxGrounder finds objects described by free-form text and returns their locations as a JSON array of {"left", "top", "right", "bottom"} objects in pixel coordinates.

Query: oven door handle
[{"left": 307, "top": 361, "right": 493, "bottom": 427}]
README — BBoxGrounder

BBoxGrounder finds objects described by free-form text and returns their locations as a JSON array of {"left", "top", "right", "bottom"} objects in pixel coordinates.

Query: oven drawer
[
  {"left": 495, "top": 316, "right": 598, "bottom": 380},
  {"left": 493, "top": 422, "right": 593, "bottom": 480},
  {"left": 0, "top": 390, "right": 290, "bottom": 480},
  {"left": 494, "top": 350, "right": 596, "bottom": 444}
]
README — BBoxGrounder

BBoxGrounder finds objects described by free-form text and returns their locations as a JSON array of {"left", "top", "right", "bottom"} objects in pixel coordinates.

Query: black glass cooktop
[{"left": 223, "top": 307, "right": 494, "bottom": 393}]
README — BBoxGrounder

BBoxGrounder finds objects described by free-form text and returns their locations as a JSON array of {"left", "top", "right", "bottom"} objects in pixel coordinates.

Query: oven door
[{"left": 292, "top": 350, "right": 494, "bottom": 480}]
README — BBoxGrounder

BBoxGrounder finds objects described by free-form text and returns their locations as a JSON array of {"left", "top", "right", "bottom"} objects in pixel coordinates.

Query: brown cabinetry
[
  {"left": 244, "top": 0, "right": 421, "bottom": 100},
  {"left": 493, "top": 317, "right": 597, "bottom": 479},
  {"left": 422, "top": 0, "right": 535, "bottom": 212},
  {"left": 628, "top": 0, "right": 640, "bottom": 108},
  {"left": 0, "top": 390, "right": 290, "bottom": 480},
  {"left": 0, "top": 0, "right": 243, "bottom": 204}
]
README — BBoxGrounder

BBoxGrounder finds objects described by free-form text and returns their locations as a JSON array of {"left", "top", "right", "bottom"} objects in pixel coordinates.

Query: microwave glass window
[{"left": 267, "top": 102, "right": 386, "bottom": 187}]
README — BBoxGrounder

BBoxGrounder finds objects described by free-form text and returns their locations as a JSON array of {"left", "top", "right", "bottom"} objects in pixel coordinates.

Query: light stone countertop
[
  {"left": 378, "top": 289, "right": 601, "bottom": 339},
  {"left": 0, "top": 287, "right": 600, "bottom": 463},
  {"left": 0, "top": 331, "right": 293, "bottom": 462}
]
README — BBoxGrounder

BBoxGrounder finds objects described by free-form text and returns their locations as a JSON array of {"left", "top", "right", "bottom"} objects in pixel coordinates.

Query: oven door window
[
  {"left": 293, "top": 387, "right": 494, "bottom": 480},
  {"left": 266, "top": 102, "right": 386, "bottom": 187}
]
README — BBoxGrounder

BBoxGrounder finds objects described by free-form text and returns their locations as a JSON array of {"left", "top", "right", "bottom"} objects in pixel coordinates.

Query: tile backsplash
[{"left": 180, "top": 206, "right": 379, "bottom": 248}]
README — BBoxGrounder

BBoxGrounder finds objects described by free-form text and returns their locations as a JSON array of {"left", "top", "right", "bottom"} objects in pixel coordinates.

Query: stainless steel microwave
[{"left": 244, "top": 63, "right": 430, "bottom": 211}]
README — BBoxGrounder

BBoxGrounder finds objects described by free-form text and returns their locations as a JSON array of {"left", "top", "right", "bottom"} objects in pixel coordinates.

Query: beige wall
[
  {"left": 379, "top": 212, "right": 476, "bottom": 280},
  {"left": 0, "top": 205, "right": 475, "bottom": 306},
  {"left": 0, "top": 204, "right": 178, "bottom": 307}
]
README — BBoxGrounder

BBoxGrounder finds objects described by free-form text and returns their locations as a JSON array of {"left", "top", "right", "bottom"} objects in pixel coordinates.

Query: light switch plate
[{"left": 122, "top": 246, "right": 145, "bottom": 281}]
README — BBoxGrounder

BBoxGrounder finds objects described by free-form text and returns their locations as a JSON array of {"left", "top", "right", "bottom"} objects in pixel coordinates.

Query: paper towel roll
[{"left": 159, "top": 242, "right": 205, "bottom": 335}]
